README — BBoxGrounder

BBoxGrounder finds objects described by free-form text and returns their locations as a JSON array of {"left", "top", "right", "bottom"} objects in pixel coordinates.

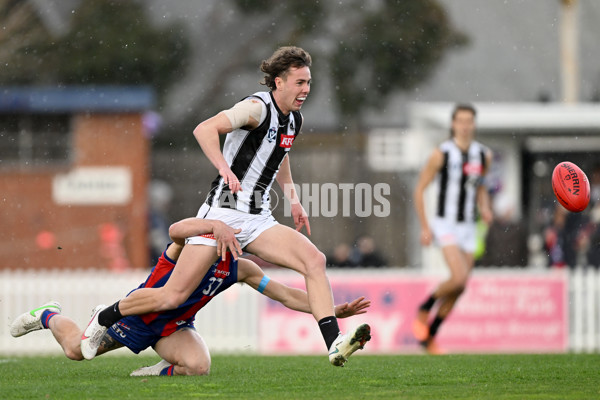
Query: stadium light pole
[{"left": 559, "top": 0, "right": 579, "bottom": 103}]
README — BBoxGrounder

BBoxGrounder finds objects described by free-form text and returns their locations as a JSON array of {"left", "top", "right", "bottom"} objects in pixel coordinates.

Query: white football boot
[
  {"left": 10, "top": 301, "right": 62, "bottom": 337},
  {"left": 80, "top": 304, "right": 107, "bottom": 360},
  {"left": 328, "top": 323, "right": 371, "bottom": 367},
  {"left": 130, "top": 359, "right": 172, "bottom": 377}
]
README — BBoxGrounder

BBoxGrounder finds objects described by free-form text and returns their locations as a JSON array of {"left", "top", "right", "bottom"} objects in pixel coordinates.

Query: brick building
[{"left": 0, "top": 86, "right": 154, "bottom": 270}]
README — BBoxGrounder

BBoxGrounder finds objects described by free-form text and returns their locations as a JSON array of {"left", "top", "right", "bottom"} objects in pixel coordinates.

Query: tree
[
  {"left": 1, "top": 0, "right": 466, "bottom": 133},
  {"left": 165, "top": 0, "right": 467, "bottom": 137},
  {"left": 0, "top": 0, "right": 190, "bottom": 103},
  {"left": 0, "top": 0, "right": 49, "bottom": 82},
  {"left": 328, "top": 0, "right": 468, "bottom": 125}
]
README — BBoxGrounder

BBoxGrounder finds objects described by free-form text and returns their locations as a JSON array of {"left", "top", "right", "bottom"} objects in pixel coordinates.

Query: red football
[{"left": 551, "top": 161, "right": 590, "bottom": 212}]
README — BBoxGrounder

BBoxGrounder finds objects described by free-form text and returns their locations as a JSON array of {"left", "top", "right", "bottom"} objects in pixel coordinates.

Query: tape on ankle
[{"left": 257, "top": 275, "right": 271, "bottom": 293}]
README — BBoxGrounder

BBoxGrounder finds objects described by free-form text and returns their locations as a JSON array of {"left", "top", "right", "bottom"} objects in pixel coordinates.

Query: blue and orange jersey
[{"left": 128, "top": 244, "right": 239, "bottom": 337}]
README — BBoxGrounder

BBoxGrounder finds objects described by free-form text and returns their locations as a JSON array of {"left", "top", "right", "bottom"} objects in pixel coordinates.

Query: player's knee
[
  {"left": 454, "top": 283, "right": 466, "bottom": 296},
  {"left": 303, "top": 250, "right": 327, "bottom": 276},
  {"left": 449, "top": 277, "right": 467, "bottom": 294},
  {"left": 190, "top": 365, "right": 210, "bottom": 376},
  {"left": 184, "top": 361, "right": 211, "bottom": 376},
  {"left": 64, "top": 348, "right": 84, "bottom": 361}
]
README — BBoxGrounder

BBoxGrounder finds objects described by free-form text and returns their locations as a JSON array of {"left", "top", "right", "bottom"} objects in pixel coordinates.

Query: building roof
[
  {"left": 409, "top": 102, "right": 600, "bottom": 133},
  {"left": 0, "top": 86, "right": 155, "bottom": 113}
]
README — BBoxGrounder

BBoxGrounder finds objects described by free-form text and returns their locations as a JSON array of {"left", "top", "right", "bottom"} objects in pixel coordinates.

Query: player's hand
[
  {"left": 335, "top": 296, "right": 371, "bottom": 318},
  {"left": 212, "top": 221, "right": 243, "bottom": 261},
  {"left": 291, "top": 202, "right": 311, "bottom": 236},
  {"left": 219, "top": 166, "right": 242, "bottom": 194},
  {"left": 420, "top": 227, "right": 433, "bottom": 246}
]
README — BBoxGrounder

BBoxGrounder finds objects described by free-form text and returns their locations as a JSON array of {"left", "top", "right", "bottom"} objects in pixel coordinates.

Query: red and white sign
[
  {"left": 258, "top": 271, "right": 568, "bottom": 354},
  {"left": 279, "top": 135, "right": 295, "bottom": 148}
]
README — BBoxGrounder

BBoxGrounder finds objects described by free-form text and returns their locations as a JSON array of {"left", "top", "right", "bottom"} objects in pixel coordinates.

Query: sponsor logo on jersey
[
  {"left": 462, "top": 162, "right": 483, "bottom": 175},
  {"left": 280, "top": 134, "right": 295, "bottom": 148},
  {"left": 113, "top": 325, "right": 127, "bottom": 339},
  {"left": 175, "top": 320, "right": 187, "bottom": 326},
  {"left": 215, "top": 268, "right": 230, "bottom": 277},
  {"left": 116, "top": 321, "right": 131, "bottom": 331}
]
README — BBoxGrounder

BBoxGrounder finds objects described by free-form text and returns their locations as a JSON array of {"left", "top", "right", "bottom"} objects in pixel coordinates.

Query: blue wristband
[{"left": 257, "top": 275, "right": 271, "bottom": 293}]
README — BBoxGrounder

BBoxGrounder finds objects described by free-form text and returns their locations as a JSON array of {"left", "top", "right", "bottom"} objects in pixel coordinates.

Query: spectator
[
  {"left": 585, "top": 166, "right": 600, "bottom": 267},
  {"left": 544, "top": 205, "right": 567, "bottom": 268},
  {"left": 148, "top": 179, "right": 174, "bottom": 266},
  {"left": 585, "top": 202, "right": 600, "bottom": 268},
  {"left": 478, "top": 194, "right": 527, "bottom": 267},
  {"left": 327, "top": 243, "right": 356, "bottom": 268},
  {"left": 352, "top": 235, "right": 387, "bottom": 267}
]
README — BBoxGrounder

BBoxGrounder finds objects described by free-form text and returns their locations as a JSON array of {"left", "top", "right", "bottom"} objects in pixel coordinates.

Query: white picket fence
[
  {"left": 1, "top": 268, "right": 599, "bottom": 356},
  {"left": 0, "top": 269, "right": 260, "bottom": 356},
  {"left": 568, "top": 267, "right": 600, "bottom": 352}
]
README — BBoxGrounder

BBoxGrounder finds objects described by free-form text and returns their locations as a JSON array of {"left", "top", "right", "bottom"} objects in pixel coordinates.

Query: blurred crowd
[
  {"left": 475, "top": 193, "right": 528, "bottom": 268},
  {"left": 326, "top": 235, "right": 387, "bottom": 268},
  {"left": 542, "top": 165, "right": 600, "bottom": 269}
]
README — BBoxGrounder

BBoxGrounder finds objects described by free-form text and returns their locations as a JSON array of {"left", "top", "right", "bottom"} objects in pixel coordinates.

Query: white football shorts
[
  {"left": 185, "top": 203, "right": 278, "bottom": 248},
  {"left": 430, "top": 217, "right": 477, "bottom": 253}
]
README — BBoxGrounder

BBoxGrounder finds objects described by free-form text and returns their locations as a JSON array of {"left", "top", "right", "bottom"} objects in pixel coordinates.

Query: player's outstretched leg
[
  {"left": 10, "top": 301, "right": 62, "bottom": 337},
  {"left": 130, "top": 359, "right": 173, "bottom": 377},
  {"left": 412, "top": 294, "right": 435, "bottom": 343},
  {"left": 412, "top": 310, "right": 430, "bottom": 343},
  {"left": 328, "top": 323, "right": 371, "bottom": 367},
  {"left": 80, "top": 304, "right": 107, "bottom": 360}
]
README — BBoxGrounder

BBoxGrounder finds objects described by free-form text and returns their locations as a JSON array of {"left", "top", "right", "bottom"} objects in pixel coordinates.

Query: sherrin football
[{"left": 551, "top": 161, "right": 590, "bottom": 212}]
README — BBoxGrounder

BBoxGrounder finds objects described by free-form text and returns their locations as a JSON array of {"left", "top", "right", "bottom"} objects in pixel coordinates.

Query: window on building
[{"left": 0, "top": 114, "right": 71, "bottom": 166}]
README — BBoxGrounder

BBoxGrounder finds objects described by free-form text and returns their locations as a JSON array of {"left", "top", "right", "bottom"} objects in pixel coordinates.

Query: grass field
[{"left": 1, "top": 353, "right": 598, "bottom": 399}]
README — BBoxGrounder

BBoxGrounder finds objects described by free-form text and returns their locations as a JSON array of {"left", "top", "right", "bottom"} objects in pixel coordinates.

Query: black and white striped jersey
[
  {"left": 205, "top": 91, "right": 302, "bottom": 215},
  {"left": 434, "top": 139, "right": 488, "bottom": 223}
]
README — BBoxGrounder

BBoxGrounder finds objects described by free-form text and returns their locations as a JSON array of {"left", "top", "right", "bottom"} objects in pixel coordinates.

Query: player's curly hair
[{"left": 260, "top": 46, "right": 312, "bottom": 90}]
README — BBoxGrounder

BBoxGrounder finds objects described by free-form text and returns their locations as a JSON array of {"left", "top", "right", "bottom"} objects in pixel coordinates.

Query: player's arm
[
  {"left": 193, "top": 99, "right": 264, "bottom": 194},
  {"left": 238, "top": 259, "right": 369, "bottom": 317},
  {"left": 413, "top": 148, "right": 444, "bottom": 246},
  {"left": 164, "top": 242, "right": 184, "bottom": 261},
  {"left": 276, "top": 155, "right": 311, "bottom": 235},
  {"left": 477, "top": 150, "right": 494, "bottom": 225},
  {"left": 168, "top": 218, "right": 243, "bottom": 260}
]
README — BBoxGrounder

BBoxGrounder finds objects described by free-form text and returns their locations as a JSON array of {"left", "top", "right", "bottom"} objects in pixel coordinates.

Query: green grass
[{"left": 1, "top": 354, "right": 599, "bottom": 399}]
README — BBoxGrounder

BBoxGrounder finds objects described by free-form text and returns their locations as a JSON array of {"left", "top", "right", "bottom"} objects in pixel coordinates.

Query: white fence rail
[
  {"left": 1, "top": 268, "right": 598, "bottom": 356},
  {"left": 0, "top": 269, "right": 260, "bottom": 356},
  {"left": 569, "top": 268, "right": 600, "bottom": 352}
]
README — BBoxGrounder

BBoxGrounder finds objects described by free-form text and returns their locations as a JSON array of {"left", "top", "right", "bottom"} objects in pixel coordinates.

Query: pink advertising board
[{"left": 258, "top": 271, "right": 568, "bottom": 354}]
